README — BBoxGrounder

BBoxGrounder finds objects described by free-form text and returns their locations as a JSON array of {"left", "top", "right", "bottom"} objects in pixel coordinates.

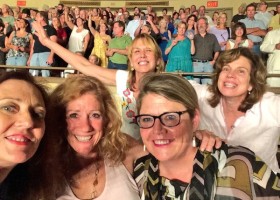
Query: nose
[
  {"left": 140, "top": 50, "right": 147, "bottom": 58},
  {"left": 15, "top": 110, "right": 35, "bottom": 129},
  {"left": 153, "top": 118, "right": 164, "bottom": 135},
  {"left": 226, "top": 70, "right": 235, "bottom": 78},
  {"left": 78, "top": 115, "right": 94, "bottom": 132}
]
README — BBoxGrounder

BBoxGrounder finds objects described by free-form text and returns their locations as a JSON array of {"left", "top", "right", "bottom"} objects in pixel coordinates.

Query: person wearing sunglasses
[{"left": 133, "top": 73, "right": 280, "bottom": 199}]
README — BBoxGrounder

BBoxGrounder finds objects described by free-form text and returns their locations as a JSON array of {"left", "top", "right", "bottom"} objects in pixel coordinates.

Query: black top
[
  {"left": 231, "top": 14, "right": 246, "bottom": 23},
  {"left": 0, "top": 34, "right": 6, "bottom": 64},
  {"left": 33, "top": 25, "right": 57, "bottom": 53},
  {"left": 193, "top": 33, "right": 221, "bottom": 60}
]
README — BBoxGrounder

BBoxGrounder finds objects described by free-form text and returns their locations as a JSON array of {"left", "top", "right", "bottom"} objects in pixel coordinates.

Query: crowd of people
[
  {"left": 0, "top": 1, "right": 280, "bottom": 199},
  {"left": 0, "top": 2, "right": 279, "bottom": 85}
]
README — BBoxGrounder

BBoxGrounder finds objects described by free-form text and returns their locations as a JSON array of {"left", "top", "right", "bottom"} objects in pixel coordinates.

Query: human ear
[{"left": 192, "top": 109, "right": 200, "bottom": 132}]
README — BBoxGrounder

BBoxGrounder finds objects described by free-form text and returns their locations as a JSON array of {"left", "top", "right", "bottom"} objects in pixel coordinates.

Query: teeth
[
  {"left": 75, "top": 135, "right": 93, "bottom": 142},
  {"left": 7, "top": 136, "right": 28, "bottom": 142},
  {"left": 139, "top": 61, "right": 148, "bottom": 65},
  {"left": 154, "top": 140, "right": 170, "bottom": 145},
  {"left": 224, "top": 82, "right": 236, "bottom": 88}
]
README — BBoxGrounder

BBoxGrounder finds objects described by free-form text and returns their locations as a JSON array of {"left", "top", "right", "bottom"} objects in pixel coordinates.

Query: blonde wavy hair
[
  {"left": 127, "top": 33, "right": 165, "bottom": 90},
  {"left": 47, "top": 76, "right": 128, "bottom": 166}
]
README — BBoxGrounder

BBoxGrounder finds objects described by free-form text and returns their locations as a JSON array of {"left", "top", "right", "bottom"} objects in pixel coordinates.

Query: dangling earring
[
  {"left": 192, "top": 136, "right": 197, "bottom": 147},
  {"left": 143, "top": 145, "right": 146, "bottom": 152}
]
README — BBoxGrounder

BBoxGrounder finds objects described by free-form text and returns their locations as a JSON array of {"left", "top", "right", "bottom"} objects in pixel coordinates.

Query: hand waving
[{"left": 32, "top": 21, "right": 49, "bottom": 46}]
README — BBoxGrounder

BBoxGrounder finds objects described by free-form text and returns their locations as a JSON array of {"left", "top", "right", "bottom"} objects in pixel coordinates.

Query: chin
[
  {"left": 150, "top": 150, "right": 171, "bottom": 162},
  {"left": 9, "top": 153, "right": 33, "bottom": 165}
]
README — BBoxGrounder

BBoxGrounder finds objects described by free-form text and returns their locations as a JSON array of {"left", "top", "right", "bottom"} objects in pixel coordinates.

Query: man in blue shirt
[{"left": 240, "top": 3, "right": 267, "bottom": 55}]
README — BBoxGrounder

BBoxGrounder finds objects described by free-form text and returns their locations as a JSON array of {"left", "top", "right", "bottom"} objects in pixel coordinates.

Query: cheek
[
  {"left": 217, "top": 74, "right": 225, "bottom": 87},
  {"left": 91, "top": 120, "right": 103, "bottom": 131},
  {"left": 66, "top": 119, "right": 78, "bottom": 132},
  {"left": 140, "top": 129, "right": 150, "bottom": 141},
  {"left": 35, "top": 122, "right": 45, "bottom": 140}
]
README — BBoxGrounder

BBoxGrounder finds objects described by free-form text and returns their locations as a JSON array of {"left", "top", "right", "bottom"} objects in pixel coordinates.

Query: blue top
[
  {"left": 165, "top": 38, "right": 193, "bottom": 73},
  {"left": 159, "top": 31, "right": 170, "bottom": 62},
  {"left": 239, "top": 17, "right": 266, "bottom": 42}
]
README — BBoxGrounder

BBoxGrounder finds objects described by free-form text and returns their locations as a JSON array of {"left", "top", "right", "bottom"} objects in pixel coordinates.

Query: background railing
[{"left": 1, "top": 64, "right": 280, "bottom": 94}]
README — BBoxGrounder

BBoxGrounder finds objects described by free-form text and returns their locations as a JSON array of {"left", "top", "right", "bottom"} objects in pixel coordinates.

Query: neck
[
  {"left": 159, "top": 147, "right": 197, "bottom": 182},
  {"left": 177, "top": 34, "right": 185, "bottom": 39},
  {"left": 41, "top": 21, "right": 47, "bottom": 26},
  {"left": 115, "top": 33, "right": 124, "bottom": 37},
  {"left": 100, "top": 30, "right": 106, "bottom": 34},
  {"left": 221, "top": 96, "right": 244, "bottom": 112},
  {"left": 200, "top": 32, "right": 206, "bottom": 37},
  {"left": 19, "top": 28, "right": 26, "bottom": 32},
  {"left": 0, "top": 166, "right": 14, "bottom": 183},
  {"left": 135, "top": 71, "right": 149, "bottom": 86}
]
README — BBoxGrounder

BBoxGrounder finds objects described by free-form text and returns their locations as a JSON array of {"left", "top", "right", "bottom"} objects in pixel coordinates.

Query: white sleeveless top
[
  {"left": 57, "top": 161, "right": 140, "bottom": 200},
  {"left": 228, "top": 39, "right": 249, "bottom": 49}
]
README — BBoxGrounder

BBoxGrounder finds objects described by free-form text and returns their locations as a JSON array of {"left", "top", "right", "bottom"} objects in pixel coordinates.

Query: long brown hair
[{"left": 208, "top": 47, "right": 267, "bottom": 112}]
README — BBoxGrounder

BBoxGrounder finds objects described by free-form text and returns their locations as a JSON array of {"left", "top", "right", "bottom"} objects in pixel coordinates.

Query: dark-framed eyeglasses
[{"left": 134, "top": 110, "right": 189, "bottom": 129}]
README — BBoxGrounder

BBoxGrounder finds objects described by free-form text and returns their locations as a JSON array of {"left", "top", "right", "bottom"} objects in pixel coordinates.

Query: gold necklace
[
  {"left": 69, "top": 161, "right": 100, "bottom": 200},
  {"left": 90, "top": 161, "right": 100, "bottom": 199}
]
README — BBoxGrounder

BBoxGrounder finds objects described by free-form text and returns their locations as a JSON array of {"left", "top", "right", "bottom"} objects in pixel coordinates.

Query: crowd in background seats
[{"left": 0, "top": 1, "right": 280, "bottom": 85}]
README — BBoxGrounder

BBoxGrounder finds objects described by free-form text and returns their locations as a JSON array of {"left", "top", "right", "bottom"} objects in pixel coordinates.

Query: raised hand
[{"left": 31, "top": 21, "right": 49, "bottom": 46}]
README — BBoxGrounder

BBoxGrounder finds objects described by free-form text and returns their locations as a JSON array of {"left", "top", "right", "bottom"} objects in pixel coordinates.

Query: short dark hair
[
  {"left": 113, "top": 20, "right": 125, "bottom": 31},
  {"left": 246, "top": 3, "right": 256, "bottom": 11},
  {"left": 38, "top": 11, "right": 48, "bottom": 23},
  {"left": 187, "top": 14, "right": 197, "bottom": 22}
]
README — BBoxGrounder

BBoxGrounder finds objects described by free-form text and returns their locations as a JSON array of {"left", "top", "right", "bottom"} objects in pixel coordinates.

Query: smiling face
[
  {"left": 235, "top": 26, "right": 244, "bottom": 37},
  {"left": 218, "top": 56, "right": 252, "bottom": 101},
  {"left": 177, "top": 23, "right": 186, "bottom": 36},
  {"left": 129, "top": 38, "right": 160, "bottom": 74},
  {"left": 139, "top": 93, "right": 199, "bottom": 162},
  {"left": 76, "top": 18, "right": 84, "bottom": 27},
  {"left": 0, "top": 80, "right": 46, "bottom": 168},
  {"left": 219, "top": 13, "right": 227, "bottom": 25},
  {"left": 113, "top": 22, "right": 124, "bottom": 37},
  {"left": 197, "top": 18, "right": 207, "bottom": 34},
  {"left": 187, "top": 16, "right": 195, "bottom": 26},
  {"left": 66, "top": 93, "right": 103, "bottom": 158}
]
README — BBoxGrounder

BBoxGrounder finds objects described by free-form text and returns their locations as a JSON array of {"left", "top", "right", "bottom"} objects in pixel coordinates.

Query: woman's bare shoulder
[{"left": 122, "top": 134, "right": 148, "bottom": 174}]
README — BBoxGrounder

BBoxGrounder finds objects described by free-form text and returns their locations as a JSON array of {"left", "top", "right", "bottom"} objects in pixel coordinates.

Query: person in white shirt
[
  {"left": 198, "top": 5, "right": 214, "bottom": 26},
  {"left": 125, "top": 14, "right": 141, "bottom": 40},
  {"left": 260, "top": 28, "right": 280, "bottom": 87},
  {"left": 192, "top": 47, "right": 280, "bottom": 173},
  {"left": 254, "top": 1, "right": 273, "bottom": 29}
]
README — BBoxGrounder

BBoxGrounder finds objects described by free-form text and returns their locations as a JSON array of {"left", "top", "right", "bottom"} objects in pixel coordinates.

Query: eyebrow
[{"left": 0, "top": 98, "right": 45, "bottom": 108}]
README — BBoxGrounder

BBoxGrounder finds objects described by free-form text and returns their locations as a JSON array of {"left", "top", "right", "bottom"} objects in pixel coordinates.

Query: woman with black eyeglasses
[{"left": 133, "top": 73, "right": 280, "bottom": 199}]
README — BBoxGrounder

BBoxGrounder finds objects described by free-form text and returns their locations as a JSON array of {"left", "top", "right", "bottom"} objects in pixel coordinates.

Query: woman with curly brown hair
[
  {"left": 46, "top": 76, "right": 144, "bottom": 199},
  {"left": 192, "top": 47, "right": 280, "bottom": 173}
]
